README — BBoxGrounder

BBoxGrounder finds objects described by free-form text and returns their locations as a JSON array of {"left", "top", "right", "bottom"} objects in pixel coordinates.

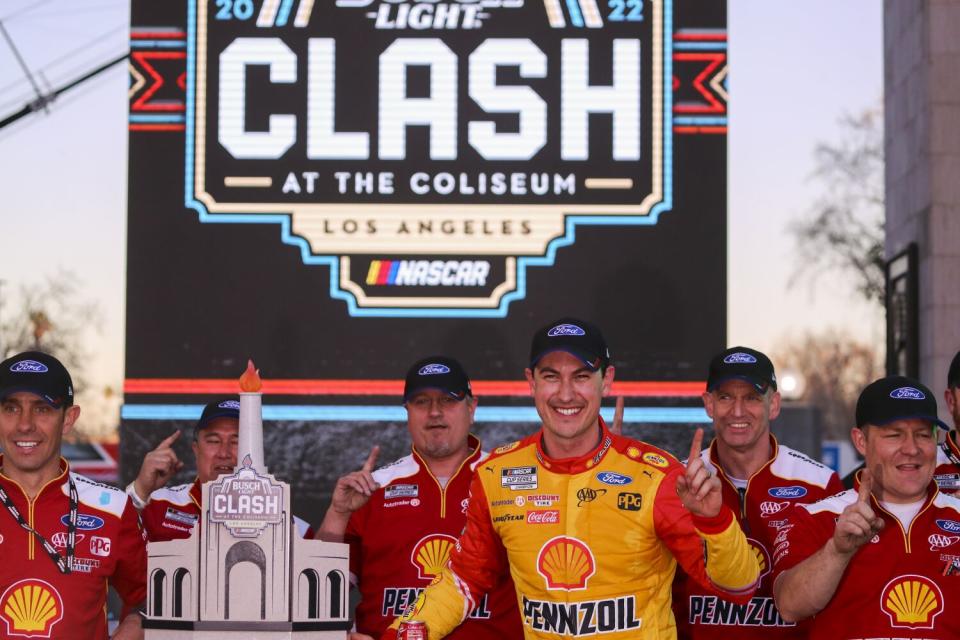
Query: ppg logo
[
  {"left": 418, "top": 364, "right": 450, "bottom": 376},
  {"left": 768, "top": 486, "right": 808, "bottom": 499},
  {"left": 936, "top": 519, "right": 960, "bottom": 534},
  {"left": 617, "top": 492, "right": 642, "bottom": 511},
  {"left": 89, "top": 536, "right": 112, "bottom": 557},
  {"left": 723, "top": 353, "right": 757, "bottom": 364},
  {"left": 218, "top": 400, "right": 240, "bottom": 409},
  {"left": 548, "top": 324, "right": 585, "bottom": 337},
  {"left": 10, "top": 360, "right": 48, "bottom": 373},
  {"left": 889, "top": 387, "right": 925, "bottom": 400}
]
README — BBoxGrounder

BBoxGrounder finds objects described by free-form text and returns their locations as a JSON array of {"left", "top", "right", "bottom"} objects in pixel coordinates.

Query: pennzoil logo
[
  {"left": 410, "top": 533, "right": 457, "bottom": 579},
  {"left": 536, "top": 536, "right": 596, "bottom": 590},
  {"left": 0, "top": 579, "right": 64, "bottom": 638},
  {"left": 185, "top": 0, "right": 671, "bottom": 316},
  {"left": 880, "top": 574, "right": 943, "bottom": 629}
]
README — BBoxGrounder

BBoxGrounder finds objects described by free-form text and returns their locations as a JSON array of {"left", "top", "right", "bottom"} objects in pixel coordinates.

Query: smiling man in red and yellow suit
[{"left": 382, "top": 318, "right": 760, "bottom": 639}]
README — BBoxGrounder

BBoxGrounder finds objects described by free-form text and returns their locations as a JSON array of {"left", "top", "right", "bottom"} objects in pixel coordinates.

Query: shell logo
[
  {"left": 747, "top": 538, "right": 771, "bottom": 586},
  {"left": 536, "top": 536, "right": 596, "bottom": 591},
  {"left": 410, "top": 534, "right": 457, "bottom": 580},
  {"left": 1, "top": 579, "right": 64, "bottom": 638},
  {"left": 880, "top": 574, "right": 943, "bottom": 629}
]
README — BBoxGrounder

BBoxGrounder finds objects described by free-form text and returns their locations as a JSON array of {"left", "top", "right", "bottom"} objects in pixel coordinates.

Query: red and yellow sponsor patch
[
  {"left": 1, "top": 579, "right": 64, "bottom": 638},
  {"left": 880, "top": 574, "right": 943, "bottom": 629}
]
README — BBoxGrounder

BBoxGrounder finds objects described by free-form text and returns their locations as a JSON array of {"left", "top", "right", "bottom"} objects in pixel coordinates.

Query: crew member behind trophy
[
  {"left": 382, "top": 317, "right": 760, "bottom": 639},
  {"left": 773, "top": 375, "right": 960, "bottom": 637},
  {"left": 0, "top": 351, "right": 146, "bottom": 640},
  {"left": 675, "top": 346, "right": 841, "bottom": 639},
  {"left": 934, "top": 349, "right": 960, "bottom": 494},
  {"left": 316, "top": 356, "right": 522, "bottom": 639},
  {"left": 127, "top": 397, "right": 313, "bottom": 540}
]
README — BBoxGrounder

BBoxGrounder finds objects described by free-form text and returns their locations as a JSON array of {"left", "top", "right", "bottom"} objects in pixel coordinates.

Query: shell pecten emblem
[
  {"left": 1, "top": 579, "right": 64, "bottom": 638},
  {"left": 411, "top": 534, "right": 457, "bottom": 580},
  {"left": 536, "top": 536, "right": 596, "bottom": 591},
  {"left": 747, "top": 538, "right": 771, "bottom": 585},
  {"left": 880, "top": 574, "right": 943, "bottom": 629}
]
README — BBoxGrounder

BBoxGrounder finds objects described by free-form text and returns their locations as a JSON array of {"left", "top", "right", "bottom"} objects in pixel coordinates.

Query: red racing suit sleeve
[
  {"left": 112, "top": 500, "right": 149, "bottom": 616},
  {"left": 346, "top": 502, "right": 369, "bottom": 581},
  {"left": 770, "top": 504, "right": 832, "bottom": 579},
  {"left": 653, "top": 468, "right": 758, "bottom": 603},
  {"left": 383, "top": 472, "right": 508, "bottom": 639}
]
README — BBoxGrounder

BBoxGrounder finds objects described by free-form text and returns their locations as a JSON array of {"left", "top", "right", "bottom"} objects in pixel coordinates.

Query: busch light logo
[
  {"left": 218, "top": 400, "right": 240, "bottom": 410},
  {"left": 10, "top": 359, "right": 48, "bottom": 373},
  {"left": 596, "top": 472, "right": 632, "bottom": 486},
  {"left": 418, "top": 364, "right": 451, "bottom": 376},
  {"left": 936, "top": 519, "right": 960, "bottom": 534},
  {"left": 61, "top": 514, "right": 105, "bottom": 531},
  {"left": 768, "top": 486, "right": 808, "bottom": 499},
  {"left": 890, "top": 386, "right": 925, "bottom": 400},
  {"left": 723, "top": 352, "right": 757, "bottom": 364},
  {"left": 547, "top": 324, "right": 585, "bottom": 337}
]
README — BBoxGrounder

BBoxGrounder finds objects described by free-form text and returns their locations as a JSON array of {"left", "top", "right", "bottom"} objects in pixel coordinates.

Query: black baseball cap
[
  {"left": 195, "top": 397, "right": 241, "bottom": 436},
  {"left": 529, "top": 317, "right": 610, "bottom": 371},
  {"left": 0, "top": 351, "right": 74, "bottom": 408},
  {"left": 707, "top": 346, "right": 777, "bottom": 393},
  {"left": 403, "top": 356, "right": 472, "bottom": 401},
  {"left": 855, "top": 376, "right": 949, "bottom": 430},
  {"left": 948, "top": 350, "right": 960, "bottom": 389}
]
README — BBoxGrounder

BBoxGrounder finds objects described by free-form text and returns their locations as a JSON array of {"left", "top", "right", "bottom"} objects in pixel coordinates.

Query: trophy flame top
[{"left": 239, "top": 359, "right": 262, "bottom": 392}]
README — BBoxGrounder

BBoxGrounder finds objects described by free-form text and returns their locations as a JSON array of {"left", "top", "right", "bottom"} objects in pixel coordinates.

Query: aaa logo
[
  {"left": 0, "top": 579, "right": 64, "bottom": 638},
  {"left": 536, "top": 536, "right": 596, "bottom": 591},
  {"left": 410, "top": 534, "right": 457, "bottom": 579},
  {"left": 880, "top": 574, "right": 943, "bottom": 629}
]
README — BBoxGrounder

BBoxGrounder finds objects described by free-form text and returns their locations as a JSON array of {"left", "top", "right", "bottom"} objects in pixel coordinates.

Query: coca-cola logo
[
  {"left": 760, "top": 501, "right": 790, "bottom": 517},
  {"left": 526, "top": 510, "right": 560, "bottom": 525}
]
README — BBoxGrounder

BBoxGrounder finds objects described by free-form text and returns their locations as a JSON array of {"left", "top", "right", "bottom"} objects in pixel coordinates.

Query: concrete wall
[{"left": 885, "top": 0, "right": 960, "bottom": 407}]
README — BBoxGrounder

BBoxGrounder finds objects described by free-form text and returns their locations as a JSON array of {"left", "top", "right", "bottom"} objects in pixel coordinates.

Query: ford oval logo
[
  {"left": 723, "top": 352, "right": 757, "bottom": 364},
  {"left": 596, "top": 472, "right": 632, "bottom": 486},
  {"left": 936, "top": 519, "right": 960, "bottom": 534},
  {"left": 62, "top": 514, "right": 105, "bottom": 531},
  {"left": 10, "top": 359, "right": 48, "bottom": 373},
  {"left": 548, "top": 324, "right": 585, "bottom": 337},
  {"left": 218, "top": 400, "right": 240, "bottom": 409},
  {"left": 418, "top": 364, "right": 450, "bottom": 376},
  {"left": 768, "top": 486, "right": 808, "bottom": 499},
  {"left": 890, "top": 386, "right": 925, "bottom": 400}
]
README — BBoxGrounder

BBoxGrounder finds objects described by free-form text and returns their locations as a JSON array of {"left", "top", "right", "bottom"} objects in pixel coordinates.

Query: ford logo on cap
[
  {"left": 418, "top": 364, "right": 450, "bottom": 376},
  {"left": 218, "top": 400, "right": 240, "bottom": 409},
  {"left": 768, "top": 486, "right": 808, "bottom": 499},
  {"left": 890, "top": 387, "right": 925, "bottom": 400},
  {"left": 61, "top": 514, "right": 105, "bottom": 531},
  {"left": 596, "top": 472, "right": 632, "bottom": 486},
  {"left": 10, "top": 360, "right": 48, "bottom": 373},
  {"left": 723, "top": 352, "right": 757, "bottom": 364},
  {"left": 548, "top": 324, "right": 585, "bottom": 337},
  {"left": 937, "top": 519, "right": 960, "bottom": 534}
]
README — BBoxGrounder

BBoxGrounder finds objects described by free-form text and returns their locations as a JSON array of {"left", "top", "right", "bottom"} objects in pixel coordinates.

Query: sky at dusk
[{"left": 0, "top": 0, "right": 884, "bottom": 433}]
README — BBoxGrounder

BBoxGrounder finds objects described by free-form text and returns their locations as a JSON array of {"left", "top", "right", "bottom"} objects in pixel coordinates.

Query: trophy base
[{"left": 144, "top": 618, "right": 351, "bottom": 639}]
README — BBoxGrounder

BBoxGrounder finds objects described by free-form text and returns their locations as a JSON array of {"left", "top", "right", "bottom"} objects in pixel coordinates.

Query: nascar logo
[{"left": 366, "top": 260, "right": 490, "bottom": 287}]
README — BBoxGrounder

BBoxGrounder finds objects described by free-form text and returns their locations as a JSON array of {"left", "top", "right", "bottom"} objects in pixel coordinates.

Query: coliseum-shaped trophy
[{"left": 144, "top": 361, "right": 351, "bottom": 639}]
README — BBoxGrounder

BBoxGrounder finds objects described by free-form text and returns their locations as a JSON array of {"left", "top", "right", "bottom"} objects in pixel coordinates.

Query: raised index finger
[
  {"left": 361, "top": 445, "right": 380, "bottom": 472},
  {"left": 688, "top": 428, "right": 704, "bottom": 465},
  {"left": 858, "top": 468, "right": 873, "bottom": 505},
  {"left": 158, "top": 430, "right": 182, "bottom": 449}
]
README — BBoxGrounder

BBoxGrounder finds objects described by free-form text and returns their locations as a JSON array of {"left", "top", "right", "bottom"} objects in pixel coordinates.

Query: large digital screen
[{"left": 123, "top": 0, "right": 727, "bottom": 464}]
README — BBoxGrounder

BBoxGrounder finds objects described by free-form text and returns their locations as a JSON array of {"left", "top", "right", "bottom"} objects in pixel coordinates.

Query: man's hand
[
  {"left": 110, "top": 612, "right": 142, "bottom": 640},
  {"left": 133, "top": 431, "right": 184, "bottom": 502},
  {"left": 609, "top": 397, "right": 625, "bottom": 436},
  {"left": 330, "top": 445, "right": 381, "bottom": 515},
  {"left": 676, "top": 428, "right": 721, "bottom": 518},
  {"left": 833, "top": 468, "right": 884, "bottom": 555}
]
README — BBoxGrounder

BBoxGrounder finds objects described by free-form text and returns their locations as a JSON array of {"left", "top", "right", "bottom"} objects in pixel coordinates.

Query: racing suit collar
[
  {"left": 411, "top": 433, "right": 482, "bottom": 480},
  {"left": 852, "top": 466, "right": 939, "bottom": 513},
  {"left": 0, "top": 455, "right": 70, "bottom": 502},
  {"left": 189, "top": 478, "right": 202, "bottom": 508},
  {"left": 943, "top": 430, "right": 960, "bottom": 464},
  {"left": 534, "top": 417, "right": 614, "bottom": 475},
  {"left": 707, "top": 433, "right": 778, "bottom": 487}
]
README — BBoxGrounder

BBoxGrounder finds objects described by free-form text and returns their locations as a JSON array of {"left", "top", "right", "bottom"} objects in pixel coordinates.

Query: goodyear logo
[
  {"left": 185, "top": 0, "right": 670, "bottom": 315},
  {"left": 410, "top": 533, "right": 456, "bottom": 579},
  {"left": 0, "top": 579, "right": 64, "bottom": 637},
  {"left": 536, "top": 536, "right": 595, "bottom": 590},
  {"left": 880, "top": 574, "right": 943, "bottom": 629}
]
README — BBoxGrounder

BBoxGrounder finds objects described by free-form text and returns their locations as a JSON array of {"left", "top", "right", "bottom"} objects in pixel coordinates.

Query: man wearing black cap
[
  {"left": 316, "top": 356, "right": 521, "bottom": 640},
  {"left": 131, "top": 397, "right": 313, "bottom": 541},
  {"left": 772, "top": 376, "right": 960, "bottom": 638},
  {"left": 676, "top": 347, "right": 841, "bottom": 639},
  {"left": 381, "top": 318, "right": 760, "bottom": 639},
  {"left": 934, "top": 349, "right": 960, "bottom": 494},
  {"left": 0, "top": 351, "right": 146, "bottom": 639}
]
